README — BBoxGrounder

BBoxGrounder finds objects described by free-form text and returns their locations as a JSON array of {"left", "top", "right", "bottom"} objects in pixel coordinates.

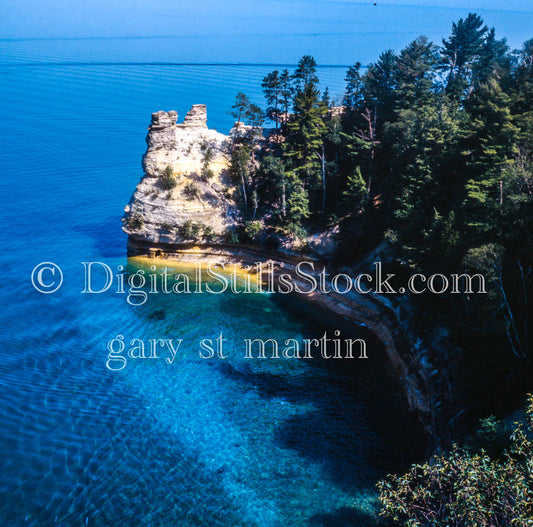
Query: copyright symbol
[{"left": 31, "top": 262, "right": 63, "bottom": 294}]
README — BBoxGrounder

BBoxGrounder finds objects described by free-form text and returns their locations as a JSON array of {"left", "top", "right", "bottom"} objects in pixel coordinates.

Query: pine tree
[
  {"left": 293, "top": 55, "right": 319, "bottom": 93},
  {"left": 362, "top": 50, "right": 398, "bottom": 127},
  {"left": 229, "top": 144, "right": 253, "bottom": 212},
  {"left": 465, "top": 77, "right": 518, "bottom": 173},
  {"left": 255, "top": 155, "right": 288, "bottom": 220},
  {"left": 396, "top": 36, "right": 438, "bottom": 108},
  {"left": 262, "top": 71, "right": 281, "bottom": 130},
  {"left": 341, "top": 166, "right": 368, "bottom": 214},
  {"left": 512, "top": 39, "right": 533, "bottom": 146},
  {"left": 285, "top": 171, "right": 310, "bottom": 230},
  {"left": 279, "top": 69, "right": 294, "bottom": 119},
  {"left": 230, "top": 92, "right": 251, "bottom": 149},
  {"left": 462, "top": 78, "right": 519, "bottom": 242},
  {"left": 344, "top": 62, "right": 363, "bottom": 109},
  {"left": 441, "top": 13, "right": 488, "bottom": 99},
  {"left": 244, "top": 103, "right": 263, "bottom": 151},
  {"left": 284, "top": 84, "right": 327, "bottom": 213},
  {"left": 473, "top": 28, "right": 510, "bottom": 87},
  {"left": 231, "top": 92, "right": 250, "bottom": 127}
]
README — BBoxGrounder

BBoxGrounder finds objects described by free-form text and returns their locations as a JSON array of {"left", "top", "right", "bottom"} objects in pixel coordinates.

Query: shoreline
[{"left": 126, "top": 241, "right": 437, "bottom": 441}]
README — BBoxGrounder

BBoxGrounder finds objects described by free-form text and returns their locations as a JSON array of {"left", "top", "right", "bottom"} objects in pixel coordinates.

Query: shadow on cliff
[{"left": 74, "top": 216, "right": 127, "bottom": 258}]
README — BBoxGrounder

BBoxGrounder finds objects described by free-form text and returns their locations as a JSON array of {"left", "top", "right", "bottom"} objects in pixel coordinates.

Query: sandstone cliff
[
  {"left": 123, "top": 105, "right": 239, "bottom": 250},
  {"left": 122, "top": 105, "right": 459, "bottom": 445}
]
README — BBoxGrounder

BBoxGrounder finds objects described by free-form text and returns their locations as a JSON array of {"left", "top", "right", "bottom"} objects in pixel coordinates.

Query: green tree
[
  {"left": 231, "top": 92, "right": 250, "bottom": 126},
  {"left": 341, "top": 166, "right": 367, "bottom": 214},
  {"left": 384, "top": 99, "right": 464, "bottom": 269},
  {"left": 230, "top": 92, "right": 251, "bottom": 148},
  {"left": 284, "top": 83, "right": 327, "bottom": 219},
  {"left": 473, "top": 27, "right": 511, "bottom": 86},
  {"left": 396, "top": 36, "right": 438, "bottom": 108},
  {"left": 441, "top": 13, "right": 488, "bottom": 99},
  {"left": 462, "top": 78, "right": 519, "bottom": 241},
  {"left": 279, "top": 69, "right": 294, "bottom": 119},
  {"left": 244, "top": 103, "right": 264, "bottom": 150},
  {"left": 362, "top": 49, "right": 398, "bottom": 128},
  {"left": 262, "top": 70, "right": 281, "bottom": 130},
  {"left": 256, "top": 155, "right": 288, "bottom": 221},
  {"left": 512, "top": 39, "right": 533, "bottom": 146},
  {"left": 285, "top": 171, "right": 310, "bottom": 228},
  {"left": 293, "top": 55, "right": 319, "bottom": 93},
  {"left": 344, "top": 62, "right": 363, "bottom": 109},
  {"left": 229, "top": 144, "right": 253, "bottom": 213}
]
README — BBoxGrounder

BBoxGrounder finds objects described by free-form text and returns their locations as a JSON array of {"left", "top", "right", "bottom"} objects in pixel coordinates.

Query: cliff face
[
  {"left": 122, "top": 106, "right": 458, "bottom": 445},
  {"left": 123, "top": 105, "right": 240, "bottom": 249}
]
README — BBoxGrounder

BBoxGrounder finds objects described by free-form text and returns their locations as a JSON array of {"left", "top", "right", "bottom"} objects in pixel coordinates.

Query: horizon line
[
  {"left": 0, "top": 61, "right": 361, "bottom": 68},
  {"left": 0, "top": 31, "right": 425, "bottom": 43}
]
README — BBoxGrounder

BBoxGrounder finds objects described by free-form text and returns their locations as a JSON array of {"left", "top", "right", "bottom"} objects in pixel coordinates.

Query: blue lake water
[{"left": 0, "top": 61, "right": 424, "bottom": 526}]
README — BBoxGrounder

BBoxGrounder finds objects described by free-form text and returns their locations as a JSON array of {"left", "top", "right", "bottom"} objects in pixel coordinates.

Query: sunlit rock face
[
  {"left": 123, "top": 106, "right": 239, "bottom": 247},
  {"left": 179, "top": 104, "right": 208, "bottom": 128}
]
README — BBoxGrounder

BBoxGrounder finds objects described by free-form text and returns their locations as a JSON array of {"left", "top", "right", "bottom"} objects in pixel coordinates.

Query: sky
[{"left": 1, "top": 1, "right": 532, "bottom": 65}]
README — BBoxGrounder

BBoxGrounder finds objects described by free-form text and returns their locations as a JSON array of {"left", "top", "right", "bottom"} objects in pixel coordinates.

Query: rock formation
[
  {"left": 122, "top": 105, "right": 456, "bottom": 444},
  {"left": 123, "top": 107, "right": 239, "bottom": 252},
  {"left": 179, "top": 104, "right": 208, "bottom": 128}
]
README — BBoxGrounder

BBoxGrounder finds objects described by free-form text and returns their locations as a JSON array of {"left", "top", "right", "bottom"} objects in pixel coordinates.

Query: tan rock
[
  {"left": 179, "top": 104, "right": 208, "bottom": 128},
  {"left": 123, "top": 105, "right": 239, "bottom": 244}
]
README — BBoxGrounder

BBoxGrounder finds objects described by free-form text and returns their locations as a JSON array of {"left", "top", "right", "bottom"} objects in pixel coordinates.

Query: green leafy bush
[
  {"left": 243, "top": 220, "right": 263, "bottom": 241},
  {"left": 378, "top": 396, "right": 533, "bottom": 526},
  {"left": 160, "top": 165, "right": 177, "bottom": 190},
  {"left": 128, "top": 213, "right": 144, "bottom": 230},
  {"left": 183, "top": 181, "right": 199, "bottom": 200},
  {"left": 178, "top": 220, "right": 202, "bottom": 240}
]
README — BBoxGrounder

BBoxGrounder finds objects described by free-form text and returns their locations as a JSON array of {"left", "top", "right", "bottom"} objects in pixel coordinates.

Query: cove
[{"left": 0, "top": 62, "right": 425, "bottom": 526}]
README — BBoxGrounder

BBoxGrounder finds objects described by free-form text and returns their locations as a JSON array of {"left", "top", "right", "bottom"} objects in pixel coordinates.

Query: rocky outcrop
[
  {"left": 179, "top": 104, "right": 208, "bottom": 128},
  {"left": 122, "top": 105, "right": 457, "bottom": 445},
  {"left": 123, "top": 107, "right": 239, "bottom": 245},
  {"left": 307, "top": 226, "right": 339, "bottom": 258}
]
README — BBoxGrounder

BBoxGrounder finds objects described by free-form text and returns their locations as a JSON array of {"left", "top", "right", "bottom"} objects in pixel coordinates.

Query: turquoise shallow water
[{"left": 0, "top": 62, "right": 424, "bottom": 526}]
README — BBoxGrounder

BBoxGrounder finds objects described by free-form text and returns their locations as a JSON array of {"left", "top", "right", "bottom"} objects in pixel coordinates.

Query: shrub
[
  {"left": 128, "top": 213, "right": 144, "bottom": 230},
  {"left": 183, "top": 181, "right": 199, "bottom": 200},
  {"left": 225, "top": 229, "right": 241, "bottom": 244},
  {"left": 161, "top": 222, "right": 174, "bottom": 232},
  {"left": 160, "top": 165, "right": 177, "bottom": 190},
  {"left": 287, "top": 222, "right": 308, "bottom": 241},
  {"left": 378, "top": 396, "right": 533, "bottom": 526},
  {"left": 178, "top": 220, "right": 202, "bottom": 240},
  {"left": 471, "top": 415, "right": 512, "bottom": 457},
  {"left": 201, "top": 167, "right": 214, "bottom": 181},
  {"left": 200, "top": 140, "right": 215, "bottom": 181},
  {"left": 243, "top": 220, "right": 263, "bottom": 241},
  {"left": 201, "top": 224, "right": 216, "bottom": 242}
]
